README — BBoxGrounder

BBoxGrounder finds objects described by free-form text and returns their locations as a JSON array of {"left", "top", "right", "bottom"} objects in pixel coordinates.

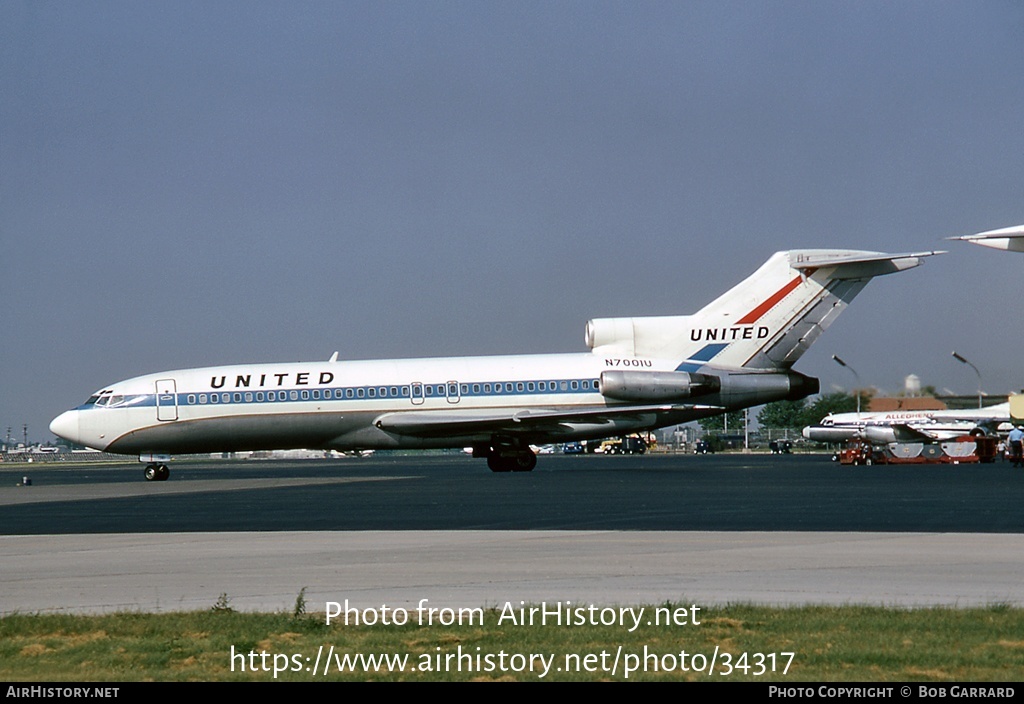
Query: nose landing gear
[{"left": 144, "top": 464, "right": 170, "bottom": 481}]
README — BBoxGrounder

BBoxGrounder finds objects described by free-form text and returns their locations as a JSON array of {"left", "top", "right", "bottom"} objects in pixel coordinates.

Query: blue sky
[{"left": 2, "top": 1, "right": 1022, "bottom": 441}]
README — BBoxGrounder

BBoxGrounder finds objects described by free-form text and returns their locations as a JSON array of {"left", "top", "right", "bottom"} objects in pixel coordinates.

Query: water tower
[{"left": 904, "top": 374, "right": 921, "bottom": 397}]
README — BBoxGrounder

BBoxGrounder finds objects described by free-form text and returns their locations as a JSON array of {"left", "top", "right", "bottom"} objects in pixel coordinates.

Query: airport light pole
[
  {"left": 743, "top": 407, "right": 749, "bottom": 452},
  {"left": 951, "top": 351, "right": 983, "bottom": 409},
  {"left": 832, "top": 354, "right": 861, "bottom": 415}
]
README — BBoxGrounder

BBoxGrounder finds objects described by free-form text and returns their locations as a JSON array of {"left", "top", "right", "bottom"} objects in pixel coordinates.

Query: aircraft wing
[
  {"left": 887, "top": 424, "right": 945, "bottom": 443},
  {"left": 374, "top": 404, "right": 721, "bottom": 439}
]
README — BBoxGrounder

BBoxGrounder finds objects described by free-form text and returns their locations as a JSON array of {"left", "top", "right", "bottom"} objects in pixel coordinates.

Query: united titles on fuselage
[{"left": 210, "top": 371, "right": 335, "bottom": 389}]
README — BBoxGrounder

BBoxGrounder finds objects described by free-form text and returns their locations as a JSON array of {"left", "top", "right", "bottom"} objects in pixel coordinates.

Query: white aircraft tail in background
[
  {"left": 949, "top": 224, "right": 1024, "bottom": 253},
  {"left": 51, "top": 248, "right": 941, "bottom": 478}
]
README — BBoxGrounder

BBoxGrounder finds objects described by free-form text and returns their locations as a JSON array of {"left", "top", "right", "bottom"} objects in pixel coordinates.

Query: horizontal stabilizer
[{"left": 789, "top": 250, "right": 945, "bottom": 279}]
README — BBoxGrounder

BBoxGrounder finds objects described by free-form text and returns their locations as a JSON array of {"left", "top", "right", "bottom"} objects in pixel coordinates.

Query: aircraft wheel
[
  {"left": 156, "top": 464, "right": 170, "bottom": 481},
  {"left": 144, "top": 464, "right": 158, "bottom": 481},
  {"left": 487, "top": 454, "right": 511, "bottom": 472},
  {"left": 512, "top": 452, "right": 537, "bottom": 472},
  {"left": 865, "top": 457, "right": 873, "bottom": 466}
]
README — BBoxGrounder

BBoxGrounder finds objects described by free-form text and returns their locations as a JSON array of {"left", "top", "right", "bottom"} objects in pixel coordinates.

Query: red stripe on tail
[{"left": 736, "top": 270, "right": 814, "bottom": 324}]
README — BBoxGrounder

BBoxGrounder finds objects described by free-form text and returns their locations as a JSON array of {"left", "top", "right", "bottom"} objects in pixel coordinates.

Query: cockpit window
[
  {"left": 89, "top": 391, "right": 144, "bottom": 408},
  {"left": 86, "top": 390, "right": 112, "bottom": 406}
]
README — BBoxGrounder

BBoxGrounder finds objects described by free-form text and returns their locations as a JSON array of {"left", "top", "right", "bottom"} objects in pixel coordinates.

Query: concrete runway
[{"left": 2, "top": 454, "right": 1023, "bottom": 614}]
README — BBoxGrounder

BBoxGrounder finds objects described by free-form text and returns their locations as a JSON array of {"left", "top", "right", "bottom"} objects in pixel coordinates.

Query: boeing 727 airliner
[{"left": 50, "top": 248, "right": 940, "bottom": 478}]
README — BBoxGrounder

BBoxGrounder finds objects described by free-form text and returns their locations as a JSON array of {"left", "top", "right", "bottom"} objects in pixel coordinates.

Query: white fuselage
[
  {"left": 802, "top": 403, "right": 1010, "bottom": 444},
  {"left": 50, "top": 352, "right": 724, "bottom": 455}
]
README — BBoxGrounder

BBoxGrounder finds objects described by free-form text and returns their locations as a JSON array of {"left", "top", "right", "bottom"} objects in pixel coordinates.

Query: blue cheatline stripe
[
  {"left": 675, "top": 343, "right": 729, "bottom": 372},
  {"left": 80, "top": 377, "right": 606, "bottom": 410},
  {"left": 689, "top": 343, "right": 730, "bottom": 361}
]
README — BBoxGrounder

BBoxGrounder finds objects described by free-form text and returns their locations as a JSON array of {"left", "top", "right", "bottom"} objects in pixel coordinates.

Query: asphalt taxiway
[{"left": 2, "top": 454, "right": 1023, "bottom": 613}]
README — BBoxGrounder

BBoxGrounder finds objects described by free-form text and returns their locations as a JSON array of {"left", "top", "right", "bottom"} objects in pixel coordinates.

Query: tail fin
[{"left": 586, "top": 249, "right": 942, "bottom": 370}]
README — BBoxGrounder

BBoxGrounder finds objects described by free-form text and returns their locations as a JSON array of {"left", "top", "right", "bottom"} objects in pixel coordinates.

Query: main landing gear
[
  {"left": 144, "top": 464, "right": 170, "bottom": 481},
  {"left": 475, "top": 438, "right": 537, "bottom": 472},
  {"left": 486, "top": 450, "right": 537, "bottom": 473},
  {"left": 475, "top": 437, "right": 540, "bottom": 474}
]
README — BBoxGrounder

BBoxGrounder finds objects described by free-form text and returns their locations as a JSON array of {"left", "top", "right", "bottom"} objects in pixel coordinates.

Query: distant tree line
[
  {"left": 756, "top": 392, "right": 863, "bottom": 430},
  {"left": 696, "top": 392, "right": 863, "bottom": 435}
]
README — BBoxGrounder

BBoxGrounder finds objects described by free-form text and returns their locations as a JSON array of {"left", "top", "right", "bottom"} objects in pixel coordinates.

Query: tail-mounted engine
[
  {"left": 599, "top": 370, "right": 721, "bottom": 402},
  {"left": 599, "top": 368, "right": 819, "bottom": 405}
]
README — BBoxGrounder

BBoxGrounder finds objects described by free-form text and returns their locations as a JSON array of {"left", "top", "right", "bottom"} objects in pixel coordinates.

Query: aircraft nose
[{"left": 49, "top": 410, "right": 81, "bottom": 445}]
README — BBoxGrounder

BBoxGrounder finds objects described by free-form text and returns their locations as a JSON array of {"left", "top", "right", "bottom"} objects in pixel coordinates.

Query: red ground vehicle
[{"left": 838, "top": 435, "right": 998, "bottom": 465}]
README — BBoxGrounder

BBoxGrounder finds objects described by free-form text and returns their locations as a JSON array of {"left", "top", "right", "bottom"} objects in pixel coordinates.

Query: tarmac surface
[{"left": 2, "top": 453, "right": 1023, "bottom": 613}]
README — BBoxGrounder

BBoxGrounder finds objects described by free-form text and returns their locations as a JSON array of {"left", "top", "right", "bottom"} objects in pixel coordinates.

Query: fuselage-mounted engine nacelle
[
  {"left": 599, "top": 370, "right": 721, "bottom": 402},
  {"left": 599, "top": 368, "right": 818, "bottom": 407},
  {"left": 715, "top": 369, "right": 819, "bottom": 406}
]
